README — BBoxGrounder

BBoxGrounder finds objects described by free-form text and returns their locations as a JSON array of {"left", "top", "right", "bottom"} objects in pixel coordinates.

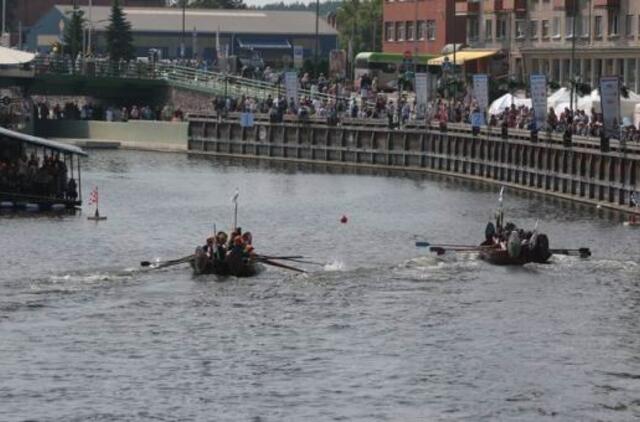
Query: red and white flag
[{"left": 88, "top": 186, "right": 99, "bottom": 205}]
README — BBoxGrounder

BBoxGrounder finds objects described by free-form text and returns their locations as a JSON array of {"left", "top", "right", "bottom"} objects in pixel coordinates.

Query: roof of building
[
  {"left": 54, "top": 6, "right": 338, "bottom": 36},
  {"left": 0, "top": 126, "right": 88, "bottom": 156}
]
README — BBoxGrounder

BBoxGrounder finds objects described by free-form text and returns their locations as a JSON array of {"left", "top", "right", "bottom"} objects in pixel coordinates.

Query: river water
[{"left": 1, "top": 150, "right": 639, "bottom": 421}]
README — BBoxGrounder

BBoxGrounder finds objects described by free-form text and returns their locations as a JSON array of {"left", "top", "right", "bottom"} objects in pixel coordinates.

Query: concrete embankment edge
[{"left": 38, "top": 120, "right": 188, "bottom": 152}]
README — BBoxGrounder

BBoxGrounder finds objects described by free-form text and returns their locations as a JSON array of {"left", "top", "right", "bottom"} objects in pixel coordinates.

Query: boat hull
[{"left": 478, "top": 247, "right": 552, "bottom": 266}]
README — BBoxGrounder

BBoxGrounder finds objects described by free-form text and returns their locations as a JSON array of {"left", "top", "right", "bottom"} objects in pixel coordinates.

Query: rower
[
  {"left": 228, "top": 227, "right": 242, "bottom": 248},
  {"left": 227, "top": 236, "right": 245, "bottom": 258},
  {"left": 203, "top": 236, "right": 215, "bottom": 258},
  {"left": 215, "top": 231, "right": 228, "bottom": 260}
]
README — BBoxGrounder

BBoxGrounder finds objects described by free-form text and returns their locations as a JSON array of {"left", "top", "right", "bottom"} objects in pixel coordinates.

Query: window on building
[
  {"left": 626, "top": 14, "right": 634, "bottom": 37},
  {"left": 406, "top": 21, "right": 414, "bottom": 41},
  {"left": 629, "top": 59, "right": 637, "bottom": 89},
  {"left": 608, "top": 12, "right": 619, "bottom": 36},
  {"left": 396, "top": 21, "right": 405, "bottom": 41},
  {"left": 566, "top": 16, "right": 574, "bottom": 38},
  {"left": 553, "top": 17, "right": 560, "bottom": 38},
  {"left": 530, "top": 20, "right": 538, "bottom": 40},
  {"left": 496, "top": 15, "right": 507, "bottom": 40},
  {"left": 594, "top": 15, "right": 603, "bottom": 38},
  {"left": 581, "top": 14, "right": 589, "bottom": 37},
  {"left": 468, "top": 16, "right": 479, "bottom": 40},
  {"left": 426, "top": 20, "right": 436, "bottom": 40},
  {"left": 417, "top": 20, "right": 426, "bottom": 40},
  {"left": 515, "top": 20, "right": 525, "bottom": 39},
  {"left": 385, "top": 22, "right": 394, "bottom": 41},
  {"left": 485, "top": 19, "right": 493, "bottom": 41},
  {"left": 542, "top": 20, "right": 550, "bottom": 38}
]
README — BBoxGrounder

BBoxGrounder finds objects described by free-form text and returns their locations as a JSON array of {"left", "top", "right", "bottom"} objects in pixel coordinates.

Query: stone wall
[{"left": 188, "top": 116, "right": 640, "bottom": 215}]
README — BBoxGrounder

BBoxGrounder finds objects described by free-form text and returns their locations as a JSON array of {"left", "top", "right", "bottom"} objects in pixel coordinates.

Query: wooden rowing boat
[
  {"left": 190, "top": 246, "right": 262, "bottom": 277},
  {"left": 477, "top": 231, "right": 552, "bottom": 266}
]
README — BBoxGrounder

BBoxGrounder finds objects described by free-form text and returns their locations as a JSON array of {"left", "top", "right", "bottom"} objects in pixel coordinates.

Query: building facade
[
  {"left": 455, "top": 0, "right": 640, "bottom": 92},
  {"left": 26, "top": 6, "right": 338, "bottom": 66},
  {"left": 383, "top": 0, "right": 466, "bottom": 55},
  {"left": 10, "top": 0, "right": 165, "bottom": 48}
]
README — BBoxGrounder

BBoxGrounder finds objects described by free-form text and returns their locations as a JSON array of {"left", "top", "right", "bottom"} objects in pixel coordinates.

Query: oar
[
  {"left": 257, "top": 258, "right": 306, "bottom": 273},
  {"left": 256, "top": 255, "right": 323, "bottom": 266},
  {"left": 256, "top": 255, "right": 305, "bottom": 260},
  {"left": 429, "top": 245, "right": 496, "bottom": 255},
  {"left": 550, "top": 248, "right": 591, "bottom": 258},
  {"left": 140, "top": 254, "right": 195, "bottom": 269}
]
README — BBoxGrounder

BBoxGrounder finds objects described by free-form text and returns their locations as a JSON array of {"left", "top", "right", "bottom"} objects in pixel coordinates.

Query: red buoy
[{"left": 340, "top": 215, "right": 348, "bottom": 224}]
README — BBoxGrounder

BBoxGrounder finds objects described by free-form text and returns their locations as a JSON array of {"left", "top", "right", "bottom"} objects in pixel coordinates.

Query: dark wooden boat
[
  {"left": 191, "top": 246, "right": 262, "bottom": 277},
  {"left": 478, "top": 231, "right": 552, "bottom": 266}
]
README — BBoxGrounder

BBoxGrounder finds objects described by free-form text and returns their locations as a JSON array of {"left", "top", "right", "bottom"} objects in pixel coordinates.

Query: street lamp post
[
  {"left": 1, "top": 0, "right": 6, "bottom": 38},
  {"left": 567, "top": 0, "right": 579, "bottom": 146},
  {"left": 181, "top": 0, "right": 186, "bottom": 59},
  {"left": 314, "top": 0, "right": 319, "bottom": 77}
]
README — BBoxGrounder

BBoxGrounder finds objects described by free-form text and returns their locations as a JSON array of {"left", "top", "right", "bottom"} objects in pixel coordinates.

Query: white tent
[
  {"left": 547, "top": 87, "right": 580, "bottom": 111},
  {"left": 488, "top": 93, "right": 532, "bottom": 115},
  {"left": 574, "top": 89, "right": 640, "bottom": 119},
  {"left": 0, "top": 46, "right": 35, "bottom": 65}
]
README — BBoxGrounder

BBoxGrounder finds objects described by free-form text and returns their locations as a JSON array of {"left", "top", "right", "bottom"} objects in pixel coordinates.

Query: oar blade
[{"left": 258, "top": 258, "right": 306, "bottom": 273}]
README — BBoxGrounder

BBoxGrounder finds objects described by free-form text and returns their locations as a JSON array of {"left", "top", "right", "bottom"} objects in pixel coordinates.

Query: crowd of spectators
[
  {"left": 33, "top": 100, "right": 185, "bottom": 122},
  {"left": 0, "top": 152, "right": 77, "bottom": 200}
]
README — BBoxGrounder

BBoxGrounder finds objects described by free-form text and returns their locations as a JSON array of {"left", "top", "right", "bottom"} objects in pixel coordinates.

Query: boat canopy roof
[{"left": 0, "top": 126, "right": 88, "bottom": 156}]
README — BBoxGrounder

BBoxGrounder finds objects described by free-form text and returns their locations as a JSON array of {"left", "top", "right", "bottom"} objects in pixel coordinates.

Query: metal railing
[{"left": 31, "top": 57, "right": 351, "bottom": 104}]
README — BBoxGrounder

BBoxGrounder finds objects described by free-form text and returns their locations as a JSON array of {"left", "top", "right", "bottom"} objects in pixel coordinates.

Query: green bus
[{"left": 354, "top": 52, "right": 437, "bottom": 91}]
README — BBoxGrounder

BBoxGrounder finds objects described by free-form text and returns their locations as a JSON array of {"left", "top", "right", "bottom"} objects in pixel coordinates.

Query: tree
[
  {"left": 106, "top": 0, "right": 135, "bottom": 62},
  {"left": 63, "top": 5, "right": 86, "bottom": 58},
  {"left": 336, "top": 0, "right": 381, "bottom": 55}
]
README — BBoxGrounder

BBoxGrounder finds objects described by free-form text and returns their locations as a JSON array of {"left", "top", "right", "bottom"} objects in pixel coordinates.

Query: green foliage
[
  {"left": 575, "top": 82, "right": 592, "bottom": 96},
  {"left": 336, "top": 0, "right": 382, "bottom": 55},
  {"left": 302, "top": 58, "right": 329, "bottom": 76},
  {"left": 621, "top": 84, "right": 630, "bottom": 99},
  {"left": 63, "top": 5, "right": 86, "bottom": 58},
  {"left": 106, "top": 0, "right": 135, "bottom": 62},
  {"left": 548, "top": 80, "right": 561, "bottom": 91},
  {"left": 188, "top": 0, "right": 246, "bottom": 9},
  {"left": 258, "top": 1, "right": 342, "bottom": 15}
]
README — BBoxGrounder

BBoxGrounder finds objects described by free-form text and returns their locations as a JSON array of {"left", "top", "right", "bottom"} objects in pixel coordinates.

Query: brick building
[
  {"left": 455, "top": 0, "right": 640, "bottom": 92},
  {"left": 383, "top": 0, "right": 466, "bottom": 55}
]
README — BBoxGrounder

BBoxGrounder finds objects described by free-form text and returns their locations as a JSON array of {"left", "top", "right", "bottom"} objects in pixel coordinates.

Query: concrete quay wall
[
  {"left": 35, "top": 120, "right": 188, "bottom": 151},
  {"left": 188, "top": 116, "right": 640, "bottom": 214}
]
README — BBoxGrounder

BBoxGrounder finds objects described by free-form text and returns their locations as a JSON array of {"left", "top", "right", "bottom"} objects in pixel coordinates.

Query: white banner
[
  {"left": 530, "top": 74, "right": 547, "bottom": 131},
  {"left": 472, "top": 74, "right": 489, "bottom": 112},
  {"left": 600, "top": 76, "right": 621, "bottom": 140},
  {"left": 284, "top": 72, "right": 299, "bottom": 106},
  {"left": 414, "top": 73, "right": 429, "bottom": 118}
]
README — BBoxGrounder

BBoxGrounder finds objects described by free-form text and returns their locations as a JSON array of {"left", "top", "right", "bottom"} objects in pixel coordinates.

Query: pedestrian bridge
[{"left": 0, "top": 57, "right": 338, "bottom": 104}]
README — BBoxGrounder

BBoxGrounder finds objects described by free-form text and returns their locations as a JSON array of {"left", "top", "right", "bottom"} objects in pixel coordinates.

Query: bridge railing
[{"left": 32, "top": 57, "right": 355, "bottom": 105}]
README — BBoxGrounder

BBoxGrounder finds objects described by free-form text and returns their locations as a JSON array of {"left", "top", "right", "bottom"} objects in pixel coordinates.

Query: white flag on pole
[
  {"left": 498, "top": 186, "right": 504, "bottom": 204},
  {"left": 232, "top": 188, "right": 239, "bottom": 204}
]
